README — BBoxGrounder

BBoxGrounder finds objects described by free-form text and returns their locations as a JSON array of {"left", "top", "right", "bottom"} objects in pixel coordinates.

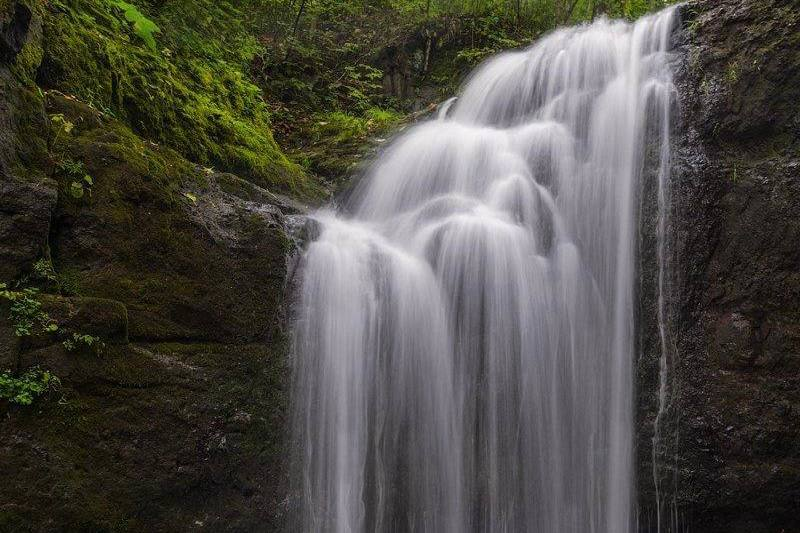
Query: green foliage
[
  {"left": 108, "top": 0, "right": 160, "bottom": 50},
  {"left": 262, "top": 0, "right": 678, "bottom": 108},
  {"left": 365, "top": 107, "right": 404, "bottom": 129},
  {"left": 31, "top": 258, "right": 63, "bottom": 294},
  {"left": 1, "top": 271, "right": 106, "bottom": 354},
  {"left": 291, "top": 106, "right": 403, "bottom": 179},
  {"left": 0, "top": 284, "right": 58, "bottom": 337},
  {"left": 50, "top": 113, "right": 75, "bottom": 146},
  {"left": 455, "top": 45, "right": 506, "bottom": 67},
  {"left": 39, "top": 0, "right": 316, "bottom": 195},
  {"left": 56, "top": 158, "right": 95, "bottom": 200},
  {"left": 309, "top": 108, "right": 403, "bottom": 143},
  {"left": 33, "top": 259, "right": 58, "bottom": 286},
  {"left": 312, "top": 111, "right": 370, "bottom": 143},
  {"left": 63, "top": 332, "right": 105, "bottom": 354},
  {"left": 337, "top": 64, "right": 387, "bottom": 111},
  {"left": 0, "top": 367, "right": 60, "bottom": 406}
]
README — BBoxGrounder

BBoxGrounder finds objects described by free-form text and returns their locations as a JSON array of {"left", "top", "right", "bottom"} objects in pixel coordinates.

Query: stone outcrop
[
  {"left": 0, "top": 2, "right": 301, "bottom": 529},
  {"left": 637, "top": 1, "right": 800, "bottom": 531},
  {"left": 0, "top": 95, "right": 299, "bottom": 531}
]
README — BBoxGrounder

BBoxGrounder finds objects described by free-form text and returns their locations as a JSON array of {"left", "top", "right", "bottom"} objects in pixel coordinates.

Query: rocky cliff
[
  {"left": 0, "top": 0, "right": 310, "bottom": 530},
  {"left": 637, "top": 1, "right": 800, "bottom": 531}
]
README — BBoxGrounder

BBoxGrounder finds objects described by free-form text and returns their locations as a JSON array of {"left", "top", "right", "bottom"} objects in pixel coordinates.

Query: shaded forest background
[{"left": 264, "top": 0, "right": 676, "bottom": 180}]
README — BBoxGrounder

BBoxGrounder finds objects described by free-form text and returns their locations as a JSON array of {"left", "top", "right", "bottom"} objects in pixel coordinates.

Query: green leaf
[
  {"left": 69, "top": 182, "right": 85, "bottom": 199},
  {"left": 109, "top": 0, "right": 161, "bottom": 51},
  {"left": 0, "top": 367, "right": 59, "bottom": 406},
  {"left": 83, "top": 175, "right": 93, "bottom": 185}
]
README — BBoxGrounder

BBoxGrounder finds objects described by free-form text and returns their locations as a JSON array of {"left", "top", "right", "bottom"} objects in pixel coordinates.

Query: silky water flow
[{"left": 291, "top": 7, "right": 678, "bottom": 532}]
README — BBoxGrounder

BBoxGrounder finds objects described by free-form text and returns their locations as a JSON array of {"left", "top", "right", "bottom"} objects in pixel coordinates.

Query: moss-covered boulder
[
  {"left": 0, "top": 94, "right": 297, "bottom": 531},
  {"left": 34, "top": 0, "right": 318, "bottom": 196},
  {"left": 0, "top": 1, "right": 306, "bottom": 520},
  {"left": 1, "top": 340, "right": 290, "bottom": 532},
  {"left": 41, "top": 295, "right": 129, "bottom": 344},
  {"left": 0, "top": 7, "right": 55, "bottom": 280},
  {"left": 43, "top": 95, "right": 296, "bottom": 343}
]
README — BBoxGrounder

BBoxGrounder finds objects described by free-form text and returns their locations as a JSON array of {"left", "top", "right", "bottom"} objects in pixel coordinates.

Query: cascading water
[{"left": 291, "top": 8, "right": 677, "bottom": 532}]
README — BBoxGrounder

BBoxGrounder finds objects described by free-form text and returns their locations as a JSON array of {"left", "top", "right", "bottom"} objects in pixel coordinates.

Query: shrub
[{"left": 0, "top": 367, "right": 60, "bottom": 406}]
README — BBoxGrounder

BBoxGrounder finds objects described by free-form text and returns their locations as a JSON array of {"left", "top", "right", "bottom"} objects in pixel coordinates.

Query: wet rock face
[
  {"left": 0, "top": 2, "right": 32, "bottom": 64},
  {"left": 0, "top": 178, "right": 57, "bottom": 280},
  {"left": 0, "top": 94, "right": 297, "bottom": 530},
  {"left": 637, "top": 1, "right": 800, "bottom": 531}
]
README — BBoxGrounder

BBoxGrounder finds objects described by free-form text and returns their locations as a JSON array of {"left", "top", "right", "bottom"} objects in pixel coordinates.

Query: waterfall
[{"left": 291, "top": 8, "right": 677, "bottom": 532}]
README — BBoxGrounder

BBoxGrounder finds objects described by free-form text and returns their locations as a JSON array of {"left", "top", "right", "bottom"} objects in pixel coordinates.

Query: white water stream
[{"left": 291, "top": 8, "right": 677, "bottom": 532}]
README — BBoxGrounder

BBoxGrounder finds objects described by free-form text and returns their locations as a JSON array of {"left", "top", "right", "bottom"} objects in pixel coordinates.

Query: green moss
[
  {"left": 36, "top": 0, "right": 319, "bottom": 197},
  {"left": 2, "top": 339, "right": 290, "bottom": 530},
  {"left": 43, "top": 94, "right": 294, "bottom": 343},
  {"left": 8, "top": 0, "right": 45, "bottom": 82},
  {"left": 2, "top": 82, "right": 50, "bottom": 182},
  {"left": 288, "top": 106, "right": 404, "bottom": 182},
  {"left": 54, "top": 267, "right": 83, "bottom": 296}
]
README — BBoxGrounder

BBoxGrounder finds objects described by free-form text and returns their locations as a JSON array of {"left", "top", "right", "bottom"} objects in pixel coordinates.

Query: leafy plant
[
  {"left": 56, "top": 158, "right": 84, "bottom": 176},
  {"left": 0, "top": 284, "right": 58, "bottom": 337},
  {"left": 32, "top": 258, "right": 61, "bottom": 292},
  {"left": 57, "top": 159, "right": 95, "bottom": 199},
  {"left": 108, "top": 0, "right": 161, "bottom": 50},
  {"left": 69, "top": 175, "right": 94, "bottom": 199},
  {"left": 0, "top": 367, "right": 60, "bottom": 406},
  {"left": 63, "top": 332, "right": 105, "bottom": 354},
  {"left": 33, "top": 259, "right": 58, "bottom": 285},
  {"left": 50, "top": 113, "right": 74, "bottom": 145}
]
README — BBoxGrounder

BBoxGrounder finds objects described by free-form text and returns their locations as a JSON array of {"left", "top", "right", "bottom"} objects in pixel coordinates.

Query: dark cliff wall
[
  {"left": 637, "top": 1, "right": 800, "bottom": 531},
  {"left": 0, "top": 1, "right": 304, "bottom": 530}
]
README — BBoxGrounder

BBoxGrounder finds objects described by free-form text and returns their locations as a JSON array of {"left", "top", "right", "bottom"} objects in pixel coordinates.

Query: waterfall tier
[{"left": 292, "top": 9, "right": 677, "bottom": 532}]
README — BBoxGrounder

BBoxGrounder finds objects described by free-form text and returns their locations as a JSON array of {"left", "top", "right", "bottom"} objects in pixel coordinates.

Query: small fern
[{"left": 108, "top": 0, "right": 161, "bottom": 51}]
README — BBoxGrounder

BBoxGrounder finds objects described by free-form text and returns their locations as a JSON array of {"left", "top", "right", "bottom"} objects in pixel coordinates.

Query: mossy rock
[
  {"left": 33, "top": 0, "right": 321, "bottom": 197},
  {"left": 0, "top": 177, "right": 57, "bottom": 281},
  {"left": 0, "top": 72, "right": 49, "bottom": 180},
  {"left": 46, "top": 94, "right": 292, "bottom": 343},
  {"left": 0, "top": 92, "right": 295, "bottom": 532},
  {"left": 1, "top": 340, "right": 290, "bottom": 531},
  {"left": 41, "top": 295, "right": 129, "bottom": 344}
]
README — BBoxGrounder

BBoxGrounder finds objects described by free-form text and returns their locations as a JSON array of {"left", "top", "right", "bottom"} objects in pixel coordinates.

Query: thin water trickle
[{"left": 291, "top": 9, "right": 677, "bottom": 532}]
